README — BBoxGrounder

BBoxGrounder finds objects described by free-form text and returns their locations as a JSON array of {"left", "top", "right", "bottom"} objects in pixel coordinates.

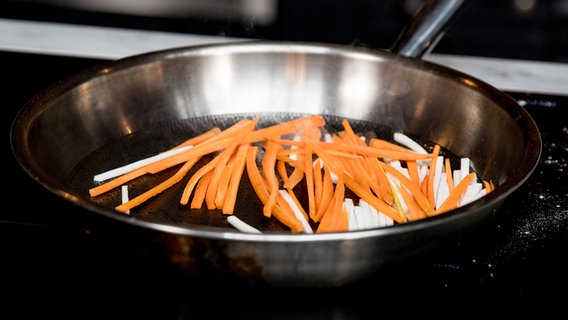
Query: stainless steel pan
[{"left": 10, "top": 0, "right": 541, "bottom": 287}]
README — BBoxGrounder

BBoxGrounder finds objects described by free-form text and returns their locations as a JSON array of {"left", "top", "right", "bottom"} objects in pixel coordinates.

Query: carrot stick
[
  {"left": 245, "top": 146, "right": 304, "bottom": 232},
  {"left": 222, "top": 143, "right": 249, "bottom": 214},
  {"left": 444, "top": 158, "right": 454, "bottom": 192},
  {"left": 214, "top": 157, "right": 236, "bottom": 209},
  {"left": 115, "top": 157, "right": 199, "bottom": 213},
  {"left": 174, "top": 127, "right": 222, "bottom": 149},
  {"left": 316, "top": 176, "right": 346, "bottom": 233},
  {"left": 241, "top": 115, "right": 325, "bottom": 144},
  {"left": 302, "top": 120, "right": 316, "bottom": 220},
  {"left": 190, "top": 169, "right": 213, "bottom": 209},
  {"left": 262, "top": 140, "right": 280, "bottom": 217},
  {"left": 180, "top": 155, "right": 220, "bottom": 205},
  {"left": 381, "top": 162, "right": 433, "bottom": 216},
  {"left": 90, "top": 166, "right": 148, "bottom": 197},
  {"left": 435, "top": 172, "right": 477, "bottom": 214},
  {"left": 406, "top": 160, "right": 421, "bottom": 189},
  {"left": 313, "top": 158, "right": 324, "bottom": 211},
  {"left": 205, "top": 121, "right": 257, "bottom": 209},
  {"left": 316, "top": 141, "right": 435, "bottom": 161},
  {"left": 314, "top": 164, "right": 334, "bottom": 222}
]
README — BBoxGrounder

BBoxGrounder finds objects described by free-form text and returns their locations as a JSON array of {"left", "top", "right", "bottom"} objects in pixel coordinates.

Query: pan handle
[{"left": 391, "top": 0, "right": 467, "bottom": 58}]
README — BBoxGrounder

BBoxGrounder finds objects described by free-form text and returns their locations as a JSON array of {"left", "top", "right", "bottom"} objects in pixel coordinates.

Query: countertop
[{"left": 1, "top": 17, "right": 568, "bottom": 96}]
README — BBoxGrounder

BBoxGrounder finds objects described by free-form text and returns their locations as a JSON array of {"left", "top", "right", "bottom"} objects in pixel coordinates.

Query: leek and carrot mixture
[{"left": 88, "top": 115, "right": 494, "bottom": 233}]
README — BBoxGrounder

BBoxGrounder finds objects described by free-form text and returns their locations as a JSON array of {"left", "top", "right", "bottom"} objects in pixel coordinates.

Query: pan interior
[{"left": 66, "top": 112, "right": 464, "bottom": 232}]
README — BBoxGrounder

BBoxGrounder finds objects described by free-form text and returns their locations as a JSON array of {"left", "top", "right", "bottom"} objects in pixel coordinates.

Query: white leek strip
[
  {"left": 460, "top": 182, "right": 483, "bottom": 206},
  {"left": 453, "top": 169, "right": 462, "bottom": 186},
  {"left": 344, "top": 198, "right": 358, "bottom": 231},
  {"left": 227, "top": 216, "right": 262, "bottom": 234},
  {"left": 359, "top": 199, "right": 393, "bottom": 228},
  {"left": 121, "top": 185, "right": 130, "bottom": 214},
  {"left": 419, "top": 164, "right": 429, "bottom": 184},
  {"left": 460, "top": 157, "right": 471, "bottom": 181},
  {"left": 432, "top": 155, "right": 444, "bottom": 202},
  {"left": 393, "top": 132, "right": 428, "bottom": 154},
  {"left": 279, "top": 190, "right": 313, "bottom": 234},
  {"left": 93, "top": 145, "right": 194, "bottom": 182},
  {"left": 435, "top": 172, "right": 450, "bottom": 210}
]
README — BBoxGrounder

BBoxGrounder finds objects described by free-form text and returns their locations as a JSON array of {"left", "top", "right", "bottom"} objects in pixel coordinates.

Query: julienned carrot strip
[
  {"left": 174, "top": 127, "right": 222, "bottom": 149},
  {"left": 180, "top": 155, "right": 220, "bottom": 205},
  {"left": 444, "top": 158, "right": 454, "bottom": 192},
  {"left": 222, "top": 143, "right": 249, "bottom": 214},
  {"left": 312, "top": 158, "right": 323, "bottom": 210},
  {"left": 369, "top": 138, "right": 419, "bottom": 153},
  {"left": 406, "top": 160, "right": 421, "bottom": 189},
  {"left": 314, "top": 165, "right": 334, "bottom": 222},
  {"left": 395, "top": 180, "right": 428, "bottom": 221},
  {"left": 214, "top": 157, "right": 236, "bottom": 209},
  {"left": 116, "top": 157, "right": 199, "bottom": 213},
  {"left": 316, "top": 176, "right": 346, "bottom": 233},
  {"left": 303, "top": 119, "right": 316, "bottom": 220},
  {"left": 146, "top": 118, "right": 258, "bottom": 174},
  {"left": 316, "top": 141, "right": 435, "bottom": 161},
  {"left": 435, "top": 172, "right": 477, "bottom": 214},
  {"left": 262, "top": 140, "right": 280, "bottom": 217},
  {"left": 308, "top": 139, "right": 403, "bottom": 223},
  {"left": 381, "top": 162, "right": 433, "bottom": 216},
  {"left": 90, "top": 166, "right": 148, "bottom": 197},
  {"left": 204, "top": 120, "right": 258, "bottom": 209},
  {"left": 190, "top": 169, "right": 213, "bottom": 209},
  {"left": 245, "top": 146, "right": 304, "bottom": 232},
  {"left": 241, "top": 115, "right": 326, "bottom": 144}
]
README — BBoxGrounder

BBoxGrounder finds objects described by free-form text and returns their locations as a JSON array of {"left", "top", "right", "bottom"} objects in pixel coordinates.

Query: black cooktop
[{"left": 2, "top": 51, "right": 567, "bottom": 319}]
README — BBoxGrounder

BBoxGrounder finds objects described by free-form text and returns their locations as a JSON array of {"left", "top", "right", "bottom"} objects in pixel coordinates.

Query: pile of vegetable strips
[{"left": 88, "top": 115, "right": 494, "bottom": 233}]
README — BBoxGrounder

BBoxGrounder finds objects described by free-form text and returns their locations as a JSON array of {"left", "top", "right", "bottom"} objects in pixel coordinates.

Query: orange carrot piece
[
  {"left": 205, "top": 121, "right": 257, "bottom": 209},
  {"left": 444, "top": 158, "right": 454, "bottom": 192},
  {"left": 314, "top": 164, "right": 334, "bottom": 222},
  {"left": 214, "top": 157, "right": 236, "bottom": 209},
  {"left": 406, "top": 160, "right": 422, "bottom": 189},
  {"left": 241, "top": 115, "right": 326, "bottom": 144},
  {"left": 396, "top": 182, "right": 428, "bottom": 221},
  {"left": 115, "top": 158, "right": 199, "bottom": 213},
  {"left": 435, "top": 172, "right": 477, "bottom": 214},
  {"left": 369, "top": 138, "right": 420, "bottom": 152},
  {"left": 312, "top": 158, "right": 324, "bottom": 211},
  {"left": 381, "top": 162, "right": 433, "bottom": 217},
  {"left": 245, "top": 146, "right": 304, "bottom": 232},
  {"left": 89, "top": 166, "right": 148, "bottom": 197},
  {"left": 316, "top": 141, "right": 435, "bottom": 161},
  {"left": 190, "top": 169, "right": 213, "bottom": 209},
  {"left": 180, "top": 155, "right": 220, "bottom": 205},
  {"left": 174, "top": 127, "right": 222, "bottom": 149},
  {"left": 302, "top": 120, "right": 316, "bottom": 220},
  {"left": 262, "top": 140, "right": 281, "bottom": 217},
  {"left": 316, "top": 176, "right": 348, "bottom": 233},
  {"left": 222, "top": 143, "right": 249, "bottom": 214}
]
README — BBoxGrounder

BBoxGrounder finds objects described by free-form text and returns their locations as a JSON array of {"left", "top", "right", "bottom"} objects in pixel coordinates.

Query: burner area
[{"left": 1, "top": 51, "right": 566, "bottom": 318}]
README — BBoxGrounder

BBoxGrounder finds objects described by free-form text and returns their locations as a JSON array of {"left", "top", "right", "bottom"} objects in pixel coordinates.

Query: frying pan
[{"left": 10, "top": 0, "right": 541, "bottom": 287}]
